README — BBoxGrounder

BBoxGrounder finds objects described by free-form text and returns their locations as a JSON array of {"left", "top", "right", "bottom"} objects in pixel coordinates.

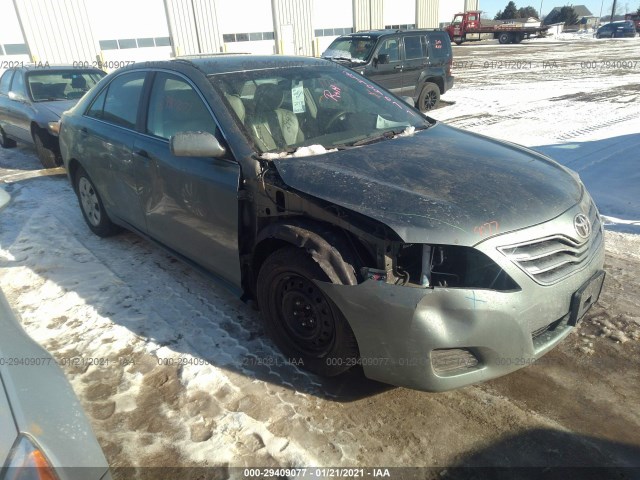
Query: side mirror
[
  {"left": 377, "top": 53, "right": 390, "bottom": 65},
  {"left": 170, "top": 131, "right": 226, "bottom": 158},
  {"left": 8, "top": 91, "right": 26, "bottom": 102}
]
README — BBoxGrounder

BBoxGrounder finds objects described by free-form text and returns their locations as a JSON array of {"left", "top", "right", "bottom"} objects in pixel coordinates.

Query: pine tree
[{"left": 495, "top": 1, "right": 519, "bottom": 19}]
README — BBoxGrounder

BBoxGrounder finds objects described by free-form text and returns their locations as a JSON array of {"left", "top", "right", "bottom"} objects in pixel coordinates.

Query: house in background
[{"left": 547, "top": 4, "right": 597, "bottom": 30}]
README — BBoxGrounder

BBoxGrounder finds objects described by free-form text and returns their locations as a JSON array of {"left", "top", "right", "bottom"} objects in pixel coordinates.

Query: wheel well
[
  {"left": 67, "top": 159, "right": 81, "bottom": 190},
  {"left": 423, "top": 77, "right": 444, "bottom": 94},
  {"left": 251, "top": 219, "right": 374, "bottom": 294}
]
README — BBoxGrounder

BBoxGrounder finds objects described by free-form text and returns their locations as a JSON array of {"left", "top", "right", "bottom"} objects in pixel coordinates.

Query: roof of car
[
  {"left": 15, "top": 64, "right": 104, "bottom": 72},
  {"left": 344, "top": 29, "right": 444, "bottom": 38},
  {"left": 127, "top": 54, "right": 333, "bottom": 75}
]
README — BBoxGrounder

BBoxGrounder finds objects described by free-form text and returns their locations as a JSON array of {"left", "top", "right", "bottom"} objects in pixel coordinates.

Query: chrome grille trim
[{"left": 499, "top": 201, "right": 603, "bottom": 286}]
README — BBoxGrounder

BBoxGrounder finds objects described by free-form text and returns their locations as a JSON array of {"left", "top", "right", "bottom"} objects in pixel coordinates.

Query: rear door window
[
  {"left": 0, "top": 70, "right": 15, "bottom": 95},
  {"left": 85, "top": 71, "right": 146, "bottom": 129},
  {"left": 403, "top": 36, "right": 424, "bottom": 60},
  {"left": 10, "top": 71, "right": 26, "bottom": 96}
]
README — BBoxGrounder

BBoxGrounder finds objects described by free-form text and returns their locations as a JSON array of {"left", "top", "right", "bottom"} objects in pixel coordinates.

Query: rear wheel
[
  {"left": 32, "top": 129, "right": 61, "bottom": 168},
  {"left": 0, "top": 127, "right": 17, "bottom": 148},
  {"left": 257, "top": 247, "right": 359, "bottom": 377},
  {"left": 74, "top": 166, "right": 120, "bottom": 237},
  {"left": 498, "top": 32, "right": 511, "bottom": 44},
  {"left": 417, "top": 82, "right": 440, "bottom": 112}
]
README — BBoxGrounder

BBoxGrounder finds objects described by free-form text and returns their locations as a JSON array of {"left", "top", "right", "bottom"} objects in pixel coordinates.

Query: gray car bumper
[{"left": 317, "top": 197, "right": 605, "bottom": 392}]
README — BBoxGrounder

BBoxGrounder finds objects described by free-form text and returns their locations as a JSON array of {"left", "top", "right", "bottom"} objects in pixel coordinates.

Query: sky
[{"left": 478, "top": 0, "right": 639, "bottom": 18}]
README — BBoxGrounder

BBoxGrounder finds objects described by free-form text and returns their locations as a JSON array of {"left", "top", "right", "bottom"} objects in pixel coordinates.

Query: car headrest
[{"left": 254, "top": 83, "right": 284, "bottom": 113}]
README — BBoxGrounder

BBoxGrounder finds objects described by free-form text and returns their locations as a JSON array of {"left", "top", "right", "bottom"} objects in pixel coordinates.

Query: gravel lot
[{"left": 1, "top": 37, "right": 639, "bottom": 478}]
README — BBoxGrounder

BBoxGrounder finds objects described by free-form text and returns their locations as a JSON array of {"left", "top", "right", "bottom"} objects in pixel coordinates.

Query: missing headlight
[{"left": 387, "top": 244, "right": 519, "bottom": 291}]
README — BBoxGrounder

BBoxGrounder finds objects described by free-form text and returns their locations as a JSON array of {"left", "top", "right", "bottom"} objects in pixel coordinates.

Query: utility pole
[{"left": 610, "top": 0, "right": 617, "bottom": 22}]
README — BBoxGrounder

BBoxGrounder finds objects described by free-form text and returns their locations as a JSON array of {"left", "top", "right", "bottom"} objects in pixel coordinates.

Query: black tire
[
  {"left": 0, "top": 126, "right": 17, "bottom": 148},
  {"left": 417, "top": 82, "right": 440, "bottom": 112},
  {"left": 74, "top": 166, "right": 120, "bottom": 237},
  {"left": 257, "top": 246, "right": 359, "bottom": 377},
  {"left": 514, "top": 33, "right": 524, "bottom": 43},
  {"left": 498, "top": 32, "right": 511, "bottom": 44},
  {"left": 33, "top": 130, "right": 61, "bottom": 169}
]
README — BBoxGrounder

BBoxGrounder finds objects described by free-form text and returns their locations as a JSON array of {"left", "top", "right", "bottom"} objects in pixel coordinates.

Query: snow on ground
[
  {"left": 432, "top": 37, "right": 640, "bottom": 232},
  {"left": 1, "top": 38, "right": 640, "bottom": 474}
]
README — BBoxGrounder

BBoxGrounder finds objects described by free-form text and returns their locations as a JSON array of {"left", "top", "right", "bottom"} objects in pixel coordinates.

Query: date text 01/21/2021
[{"left": 243, "top": 468, "right": 391, "bottom": 478}]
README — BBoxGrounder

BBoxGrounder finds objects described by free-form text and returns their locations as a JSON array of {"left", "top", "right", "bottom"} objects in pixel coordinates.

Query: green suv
[{"left": 322, "top": 29, "right": 454, "bottom": 111}]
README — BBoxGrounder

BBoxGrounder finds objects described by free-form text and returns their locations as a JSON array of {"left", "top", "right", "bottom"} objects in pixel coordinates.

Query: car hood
[
  {"left": 40, "top": 100, "right": 77, "bottom": 119},
  {"left": 273, "top": 123, "right": 583, "bottom": 246}
]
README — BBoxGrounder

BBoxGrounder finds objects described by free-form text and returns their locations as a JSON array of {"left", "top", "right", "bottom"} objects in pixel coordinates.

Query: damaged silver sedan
[{"left": 59, "top": 55, "right": 605, "bottom": 391}]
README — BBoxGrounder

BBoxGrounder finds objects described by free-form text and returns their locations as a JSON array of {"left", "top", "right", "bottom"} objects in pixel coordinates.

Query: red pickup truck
[
  {"left": 624, "top": 13, "right": 640, "bottom": 32},
  {"left": 446, "top": 11, "right": 549, "bottom": 45}
]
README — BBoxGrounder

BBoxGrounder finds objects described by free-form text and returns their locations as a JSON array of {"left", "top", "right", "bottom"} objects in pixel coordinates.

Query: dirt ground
[{"left": 1, "top": 38, "right": 639, "bottom": 477}]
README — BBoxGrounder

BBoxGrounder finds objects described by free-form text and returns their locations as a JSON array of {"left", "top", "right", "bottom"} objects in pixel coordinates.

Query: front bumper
[{"left": 317, "top": 197, "right": 605, "bottom": 392}]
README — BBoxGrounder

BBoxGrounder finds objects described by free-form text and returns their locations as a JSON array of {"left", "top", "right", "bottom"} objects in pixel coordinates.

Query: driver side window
[
  {"left": 10, "top": 72, "right": 26, "bottom": 97},
  {"left": 146, "top": 73, "right": 216, "bottom": 141},
  {"left": 377, "top": 38, "right": 400, "bottom": 62}
]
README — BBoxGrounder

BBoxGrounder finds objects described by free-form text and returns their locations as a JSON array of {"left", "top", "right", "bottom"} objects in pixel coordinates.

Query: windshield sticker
[
  {"left": 292, "top": 81, "right": 305, "bottom": 113},
  {"left": 323, "top": 84, "right": 342, "bottom": 102}
]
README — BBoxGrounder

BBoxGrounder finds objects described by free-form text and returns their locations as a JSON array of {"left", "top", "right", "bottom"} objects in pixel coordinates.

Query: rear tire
[
  {"left": 257, "top": 247, "right": 359, "bottom": 377},
  {"left": 74, "top": 166, "right": 120, "bottom": 237},
  {"left": 498, "top": 32, "right": 511, "bottom": 44},
  {"left": 417, "top": 82, "right": 440, "bottom": 112},
  {"left": 33, "top": 130, "right": 61, "bottom": 169},
  {"left": 0, "top": 127, "right": 17, "bottom": 148}
]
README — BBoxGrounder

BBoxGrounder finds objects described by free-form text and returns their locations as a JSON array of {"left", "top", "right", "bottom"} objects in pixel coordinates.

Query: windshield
[
  {"left": 452, "top": 15, "right": 463, "bottom": 25},
  {"left": 26, "top": 70, "right": 106, "bottom": 102},
  {"left": 209, "top": 65, "right": 431, "bottom": 154},
  {"left": 322, "top": 37, "right": 375, "bottom": 62}
]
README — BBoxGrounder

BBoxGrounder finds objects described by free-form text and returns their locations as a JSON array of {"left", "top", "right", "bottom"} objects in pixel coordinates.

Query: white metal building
[{"left": 1, "top": 0, "right": 479, "bottom": 68}]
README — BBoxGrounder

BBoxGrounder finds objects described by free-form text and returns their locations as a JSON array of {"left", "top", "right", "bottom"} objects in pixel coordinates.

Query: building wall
[
  {"left": 416, "top": 0, "right": 440, "bottom": 29},
  {"left": 217, "top": 0, "right": 275, "bottom": 54},
  {"left": 12, "top": 0, "right": 99, "bottom": 64},
  {"left": 353, "top": 0, "right": 384, "bottom": 31},
  {"left": 439, "top": 0, "right": 466, "bottom": 26},
  {"left": 87, "top": 0, "right": 172, "bottom": 65},
  {"left": 384, "top": 0, "right": 415, "bottom": 29},
  {"left": 312, "top": 0, "right": 353, "bottom": 56},
  {"left": 2, "top": 0, "right": 462, "bottom": 66},
  {"left": 272, "top": 0, "right": 314, "bottom": 56},
  {"left": 0, "top": 0, "right": 30, "bottom": 63},
  {"left": 464, "top": 0, "right": 479, "bottom": 12}
]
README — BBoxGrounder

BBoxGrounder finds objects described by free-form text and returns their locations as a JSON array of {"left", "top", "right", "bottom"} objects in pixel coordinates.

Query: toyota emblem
[{"left": 574, "top": 213, "right": 591, "bottom": 239}]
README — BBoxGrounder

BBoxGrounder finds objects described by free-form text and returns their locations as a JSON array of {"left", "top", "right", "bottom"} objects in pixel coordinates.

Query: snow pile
[
  {"left": 396, "top": 126, "right": 416, "bottom": 137},
  {"left": 261, "top": 144, "right": 337, "bottom": 160}
]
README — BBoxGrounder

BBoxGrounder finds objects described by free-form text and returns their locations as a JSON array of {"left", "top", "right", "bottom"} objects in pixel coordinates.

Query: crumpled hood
[
  {"left": 40, "top": 100, "right": 77, "bottom": 119},
  {"left": 273, "top": 124, "right": 582, "bottom": 246}
]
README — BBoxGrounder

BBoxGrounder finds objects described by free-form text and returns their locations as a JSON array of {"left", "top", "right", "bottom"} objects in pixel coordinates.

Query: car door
[
  {"left": 367, "top": 37, "right": 403, "bottom": 94},
  {"left": 4, "top": 71, "right": 32, "bottom": 143},
  {"left": 133, "top": 71, "right": 242, "bottom": 286},
  {"left": 0, "top": 70, "right": 16, "bottom": 134},
  {"left": 401, "top": 34, "right": 429, "bottom": 98},
  {"left": 81, "top": 71, "right": 148, "bottom": 229}
]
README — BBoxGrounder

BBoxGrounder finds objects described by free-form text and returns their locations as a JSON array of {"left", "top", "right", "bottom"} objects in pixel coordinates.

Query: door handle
[{"left": 134, "top": 149, "right": 149, "bottom": 159}]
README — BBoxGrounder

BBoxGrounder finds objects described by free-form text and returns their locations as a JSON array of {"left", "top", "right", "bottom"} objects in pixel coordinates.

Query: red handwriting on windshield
[
  {"left": 342, "top": 70, "right": 421, "bottom": 119},
  {"left": 474, "top": 221, "right": 500, "bottom": 237},
  {"left": 323, "top": 84, "right": 341, "bottom": 102}
]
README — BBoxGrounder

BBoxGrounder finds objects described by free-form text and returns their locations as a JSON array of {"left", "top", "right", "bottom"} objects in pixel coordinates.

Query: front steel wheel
[{"left": 257, "top": 247, "right": 359, "bottom": 376}]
